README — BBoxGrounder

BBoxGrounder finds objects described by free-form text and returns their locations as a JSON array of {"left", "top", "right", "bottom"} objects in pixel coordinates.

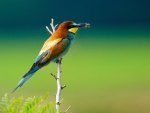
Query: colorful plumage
[{"left": 12, "top": 21, "right": 90, "bottom": 92}]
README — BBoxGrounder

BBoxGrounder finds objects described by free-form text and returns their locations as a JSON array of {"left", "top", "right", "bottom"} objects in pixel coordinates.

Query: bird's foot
[{"left": 56, "top": 58, "right": 63, "bottom": 64}]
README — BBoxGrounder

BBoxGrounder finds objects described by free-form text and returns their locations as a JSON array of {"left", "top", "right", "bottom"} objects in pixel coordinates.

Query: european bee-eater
[{"left": 12, "top": 21, "right": 90, "bottom": 92}]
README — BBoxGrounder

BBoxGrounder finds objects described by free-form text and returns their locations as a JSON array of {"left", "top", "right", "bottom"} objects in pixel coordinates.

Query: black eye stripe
[
  {"left": 70, "top": 25, "right": 74, "bottom": 27},
  {"left": 67, "top": 24, "right": 76, "bottom": 29}
]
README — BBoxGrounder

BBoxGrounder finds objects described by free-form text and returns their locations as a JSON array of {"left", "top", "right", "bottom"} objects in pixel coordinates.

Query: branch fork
[{"left": 46, "top": 18, "right": 58, "bottom": 35}]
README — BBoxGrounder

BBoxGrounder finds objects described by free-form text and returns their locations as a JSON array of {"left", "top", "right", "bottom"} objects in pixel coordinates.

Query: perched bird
[{"left": 12, "top": 21, "right": 90, "bottom": 92}]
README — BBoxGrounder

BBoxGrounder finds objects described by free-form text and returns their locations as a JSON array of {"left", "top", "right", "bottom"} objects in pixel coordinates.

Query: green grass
[
  {"left": 0, "top": 94, "right": 56, "bottom": 113},
  {"left": 0, "top": 28, "right": 150, "bottom": 113}
]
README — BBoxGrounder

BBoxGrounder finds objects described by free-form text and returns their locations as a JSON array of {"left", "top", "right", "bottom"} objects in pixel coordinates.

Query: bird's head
[{"left": 58, "top": 21, "right": 90, "bottom": 34}]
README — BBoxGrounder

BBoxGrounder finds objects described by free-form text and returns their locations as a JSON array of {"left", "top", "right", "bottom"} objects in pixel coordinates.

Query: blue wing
[{"left": 12, "top": 50, "right": 51, "bottom": 93}]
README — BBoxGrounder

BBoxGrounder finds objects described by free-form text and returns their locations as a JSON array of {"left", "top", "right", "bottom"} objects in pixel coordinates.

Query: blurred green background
[{"left": 0, "top": 0, "right": 150, "bottom": 113}]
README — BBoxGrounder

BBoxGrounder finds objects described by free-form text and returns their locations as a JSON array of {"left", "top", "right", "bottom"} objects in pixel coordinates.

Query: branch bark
[
  {"left": 56, "top": 59, "right": 62, "bottom": 113},
  {"left": 47, "top": 19, "right": 63, "bottom": 113}
]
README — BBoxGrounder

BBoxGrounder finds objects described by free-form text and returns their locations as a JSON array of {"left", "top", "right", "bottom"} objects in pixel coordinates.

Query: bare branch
[
  {"left": 63, "top": 105, "right": 71, "bottom": 113},
  {"left": 56, "top": 59, "right": 62, "bottom": 113},
  {"left": 61, "top": 85, "right": 67, "bottom": 90},
  {"left": 50, "top": 73, "right": 57, "bottom": 80},
  {"left": 50, "top": 18, "right": 56, "bottom": 33},
  {"left": 46, "top": 26, "right": 53, "bottom": 35},
  {"left": 46, "top": 19, "right": 66, "bottom": 113},
  {"left": 55, "top": 24, "right": 58, "bottom": 28},
  {"left": 46, "top": 18, "right": 58, "bottom": 35}
]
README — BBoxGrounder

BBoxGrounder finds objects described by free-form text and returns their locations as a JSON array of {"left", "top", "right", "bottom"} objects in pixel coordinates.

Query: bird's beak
[
  {"left": 75, "top": 23, "right": 90, "bottom": 28},
  {"left": 68, "top": 23, "right": 90, "bottom": 34}
]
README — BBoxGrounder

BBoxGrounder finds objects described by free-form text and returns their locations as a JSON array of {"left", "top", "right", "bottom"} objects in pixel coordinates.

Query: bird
[{"left": 12, "top": 21, "right": 90, "bottom": 92}]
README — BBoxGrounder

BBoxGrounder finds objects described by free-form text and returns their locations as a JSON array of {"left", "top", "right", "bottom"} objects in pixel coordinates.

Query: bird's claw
[{"left": 56, "top": 58, "right": 63, "bottom": 64}]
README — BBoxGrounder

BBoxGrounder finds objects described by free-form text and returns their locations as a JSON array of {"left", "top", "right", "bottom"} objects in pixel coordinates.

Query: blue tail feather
[{"left": 12, "top": 66, "right": 39, "bottom": 93}]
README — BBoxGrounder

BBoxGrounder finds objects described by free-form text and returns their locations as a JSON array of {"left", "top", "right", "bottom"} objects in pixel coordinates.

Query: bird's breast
[{"left": 67, "top": 32, "right": 75, "bottom": 40}]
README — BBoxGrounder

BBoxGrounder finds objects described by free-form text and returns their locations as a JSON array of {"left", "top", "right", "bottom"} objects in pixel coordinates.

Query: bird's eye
[{"left": 68, "top": 25, "right": 74, "bottom": 29}]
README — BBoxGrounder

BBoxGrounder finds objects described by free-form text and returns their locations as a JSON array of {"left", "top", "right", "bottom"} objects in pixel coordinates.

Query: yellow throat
[{"left": 69, "top": 28, "right": 78, "bottom": 34}]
